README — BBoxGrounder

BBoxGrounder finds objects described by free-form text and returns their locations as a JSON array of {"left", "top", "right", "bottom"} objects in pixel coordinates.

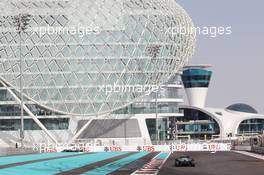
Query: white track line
[{"left": 131, "top": 152, "right": 171, "bottom": 175}]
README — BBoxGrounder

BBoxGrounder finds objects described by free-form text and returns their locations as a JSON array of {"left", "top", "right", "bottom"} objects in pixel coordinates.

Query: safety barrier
[
  {"left": 37, "top": 142, "right": 232, "bottom": 153},
  {"left": 251, "top": 146, "right": 264, "bottom": 155}
]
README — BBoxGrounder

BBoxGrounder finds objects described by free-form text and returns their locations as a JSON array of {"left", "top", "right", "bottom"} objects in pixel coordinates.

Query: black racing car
[{"left": 175, "top": 155, "right": 195, "bottom": 167}]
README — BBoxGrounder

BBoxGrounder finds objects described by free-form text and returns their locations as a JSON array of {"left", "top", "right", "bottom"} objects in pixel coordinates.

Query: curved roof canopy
[{"left": 226, "top": 103, "right": 258, "bottom": 114}]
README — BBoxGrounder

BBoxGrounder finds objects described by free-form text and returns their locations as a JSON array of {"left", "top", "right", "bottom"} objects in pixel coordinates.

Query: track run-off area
[{"left": 0, "top": 151, "right": 169, "bottom": 175}]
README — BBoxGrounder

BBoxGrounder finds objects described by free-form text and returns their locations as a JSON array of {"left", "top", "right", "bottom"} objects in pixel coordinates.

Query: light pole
[
  {"left": 155, "top": 89, "right": 158, "bottom": 144},
  {"left": 12, "top": 14, "right": 31, "bottom": 147},
  {"left": 146, "top": 44, "right": 161, "bottom": 144}
]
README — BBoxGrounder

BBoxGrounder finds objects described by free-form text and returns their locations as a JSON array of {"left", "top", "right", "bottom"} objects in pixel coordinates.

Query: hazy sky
[{"left": 177, "top": 0, "right": 264, "bottom": 112}]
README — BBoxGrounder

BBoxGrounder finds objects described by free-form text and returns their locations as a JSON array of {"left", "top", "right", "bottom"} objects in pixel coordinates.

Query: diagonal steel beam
[
  {"left": 69, "top": 119, "right": 93, "bottom": 144},
  {"left": 0, "top": 79, "right": 57, "bottom": 144}
]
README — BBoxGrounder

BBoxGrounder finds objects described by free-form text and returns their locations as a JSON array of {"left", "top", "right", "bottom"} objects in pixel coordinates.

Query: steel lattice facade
[{"left": 0, "top": 0, "right": 195, "bottom": 116}]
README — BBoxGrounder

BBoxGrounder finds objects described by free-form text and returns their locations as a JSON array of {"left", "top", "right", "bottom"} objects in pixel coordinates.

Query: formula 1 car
[{"left": 175, "top": 155, "right": 195, "bottom": 167}]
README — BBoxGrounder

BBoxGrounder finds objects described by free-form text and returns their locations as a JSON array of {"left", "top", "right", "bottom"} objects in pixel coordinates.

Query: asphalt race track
[{"left": 159, "top": 151, "right": 264, "bottom": 175}]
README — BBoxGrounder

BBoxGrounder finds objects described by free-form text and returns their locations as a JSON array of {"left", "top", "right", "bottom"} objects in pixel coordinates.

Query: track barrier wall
[{"left": 37, "top": 143, "right": 232, "bottom": 153}]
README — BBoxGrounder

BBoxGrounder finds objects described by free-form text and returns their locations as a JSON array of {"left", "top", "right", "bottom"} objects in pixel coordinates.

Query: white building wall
[{"left": 185, "top": 88, "right": 208, "bottom": 108}]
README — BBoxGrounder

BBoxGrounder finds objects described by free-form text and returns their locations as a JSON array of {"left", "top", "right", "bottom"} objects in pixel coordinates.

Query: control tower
[{"left": 181, "top": 64, "right": 212, "bottom": 108}]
